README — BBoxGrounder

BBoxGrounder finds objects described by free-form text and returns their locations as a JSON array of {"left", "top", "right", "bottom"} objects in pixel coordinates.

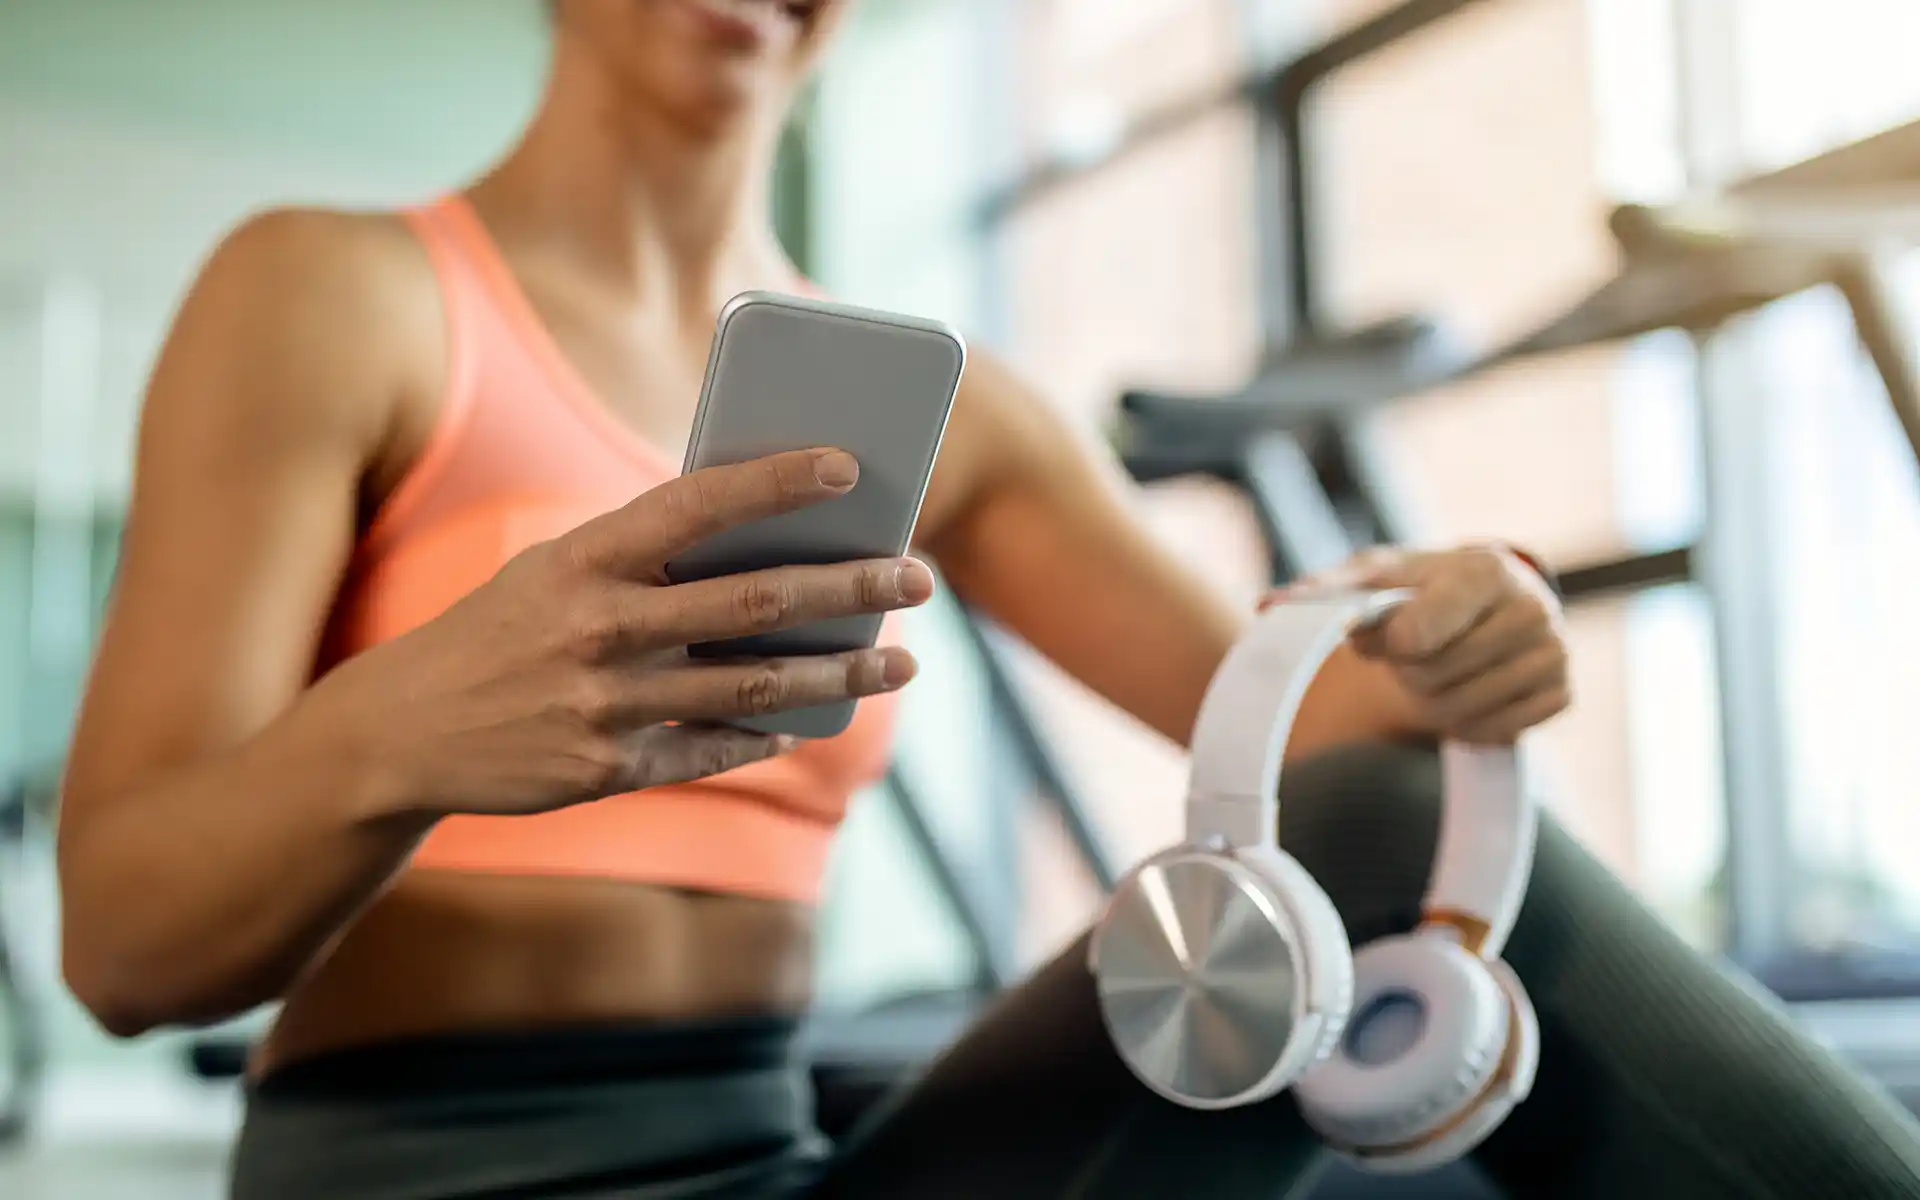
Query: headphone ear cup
[
  {"left": 1485, "top": 955, "right": 1541, "bottom": 1107},
  {"left": 1090, "top": 845, "right": 1342, "bottom": 1109},
  {"left": 1350, "top": 955, "right": 1541, "bottom": 1176},
  {"left": 1234, "top": 845, "right": 1355, "bottom": 1076},
  {"left": 1294, "top": 934, "right": 1510, "bottom": 1160}
]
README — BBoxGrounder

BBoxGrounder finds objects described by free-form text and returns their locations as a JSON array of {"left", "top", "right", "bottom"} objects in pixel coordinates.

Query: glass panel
[
  {"left": 1733, "top": 0, "right": 1920, "bottom": 172},
  {"left": 1744, "top": 284, "right": 1920, "bottom": 955},
  {"left": 1004, "top": 0, "right": 1262, "bottom": 431},
  {"left": 1371, "top": 351, "right": 1674, "bottom": 566},
  {"left": 1623, "top": 585, "right": 1729, "bottom": 949},
  {"left": 1583, "top": 0, "right": 1686, "bottom": 204},
  {"left": 1028, "top": 0, "right": 1251, "bottom": 153},
  {"left": 1533, "top": 599, "right": 1638, "bottom": 885},
  {"left": 1315, "top": 0, "right": 1618, "bottom": 348}
]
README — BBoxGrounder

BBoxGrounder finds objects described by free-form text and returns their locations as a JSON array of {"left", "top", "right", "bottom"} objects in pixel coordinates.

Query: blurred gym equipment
[
  {"left": 0, "top": 777, "right": 46, "bottom": 1146},
  {"left": 1003, "top": 0, "right": 1920, "bottom": 586},
  {"left": 1500, "top": 125, "right": 1920, "bottom": 472}
]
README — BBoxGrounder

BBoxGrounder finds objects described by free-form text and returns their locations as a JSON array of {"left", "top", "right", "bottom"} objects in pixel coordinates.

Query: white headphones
[{"left": 1087, "top": 590, "right": 1540, "bottom": 1175}]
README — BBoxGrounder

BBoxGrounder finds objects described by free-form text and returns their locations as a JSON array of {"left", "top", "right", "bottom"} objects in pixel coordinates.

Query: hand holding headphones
[{"left": 1087, "top": 590, "right": 1540, "bottom": 1175}]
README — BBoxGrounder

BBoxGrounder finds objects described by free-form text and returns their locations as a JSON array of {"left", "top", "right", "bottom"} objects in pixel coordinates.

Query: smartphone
[{"left": 667, "top": 290, "right": 967, "bottom": 738}]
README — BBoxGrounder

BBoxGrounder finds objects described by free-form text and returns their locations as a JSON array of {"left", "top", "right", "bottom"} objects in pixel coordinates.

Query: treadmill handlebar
[{"left": 1114, "top": 314, "right": 1476, "bottom": 443}]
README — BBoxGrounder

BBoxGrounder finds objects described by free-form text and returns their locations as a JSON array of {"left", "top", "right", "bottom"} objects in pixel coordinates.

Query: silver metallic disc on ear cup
[{"left": 1091, "top": 851, "right": 1305, "bottom": 1106}]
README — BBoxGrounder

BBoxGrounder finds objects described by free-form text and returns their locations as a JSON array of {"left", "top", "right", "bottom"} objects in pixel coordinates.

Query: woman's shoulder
[
  {"left": 198, "top": 204, "right": 432, "bottom": 330},
  {"left": 157, "top": 203, "right": 445, "bottom": 449}
]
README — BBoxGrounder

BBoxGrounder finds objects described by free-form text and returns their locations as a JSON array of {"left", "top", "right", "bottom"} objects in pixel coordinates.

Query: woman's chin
[
  {"left": 672, "top": 70, "right": 786, "bottom": 131},
  {"left": 615, "top": 50, "right": 786, "bottom": 135}
]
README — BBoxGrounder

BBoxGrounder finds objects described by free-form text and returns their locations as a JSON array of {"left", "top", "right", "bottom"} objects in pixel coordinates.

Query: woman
[{"left": 56, "top": 2, "right": 1920, "bottom": 1198}]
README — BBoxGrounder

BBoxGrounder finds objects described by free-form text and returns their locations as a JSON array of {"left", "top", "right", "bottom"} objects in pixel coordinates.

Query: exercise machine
[{"left": 0, "top": 776, "right": 47, "bottom": 1147}]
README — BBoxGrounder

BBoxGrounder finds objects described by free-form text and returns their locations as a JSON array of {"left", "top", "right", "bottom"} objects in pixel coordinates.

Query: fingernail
[
  {"left": 813, "top": 450, "right": 858, "bottom": 489},
  {"left": 774, "top": 735, "right": 801, "bottom": 753},
  {"left": 880, "top": 648, "right": 917, "bottom": 689},
  {"left": 895, "top": 560, "right": 935, "bottom": 604}
]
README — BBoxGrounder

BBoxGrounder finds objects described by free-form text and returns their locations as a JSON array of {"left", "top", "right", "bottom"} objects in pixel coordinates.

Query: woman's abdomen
[{"left": 255, "top": 870, "right": 817, "bottom": 1078}]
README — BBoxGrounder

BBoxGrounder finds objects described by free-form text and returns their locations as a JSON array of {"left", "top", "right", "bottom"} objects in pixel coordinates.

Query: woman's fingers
[
  {"left": 1269, "top": 544, "right": 1571, "bottom": 743},
  {"left": 1362, "top": 599, "right": 1548, "bottom": 695},
  {"left": 584, "top": 646, "right": 919, "bottom": 729},
  {"left": 1449, "top": 683, "right": 1574, "bottom": 747},
  {"left": 624, "top": 557, "right": 935, "bottom": 651},
  {"left": 568, "top": 448, "right": 859, "bottom": 578},
  {"left": 1420, "top": 642, "right": 1570, "bottom": 739},
  {"left": 617, "top": 723, "right": 796, "bottom": 790}
]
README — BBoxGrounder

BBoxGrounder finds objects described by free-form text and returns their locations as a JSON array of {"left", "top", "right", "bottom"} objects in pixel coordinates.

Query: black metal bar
[
  {"left": 1270, "top": 0, "right": 1494, "bottom": 337},
  {"left": 0, "top": 779, "right": 44, "bottom": 1145},
  {"left": 1239, "top": 431, "right": 1360, "bottom": 584},
  {"left": 955, "top": 613, "right": 1120, "bottom": 894},
  {"left": 1316, "top": 421, "right": 1419, "bottom": 546},
  {"left": 1270, "top": 0, "right": 1490, "bottom": 108},
  {"left": 882, "top": 766, "right": 1008, "bottom": 993},
  {"left": 1557, "top": 546, "right": 1696, "bottom": 602},
  {"left": 0, "top": 935, "right": 40, "bottom": 1145},
  {"left": 1274, "top": 85, "right": 1317, "bottom": 338}
]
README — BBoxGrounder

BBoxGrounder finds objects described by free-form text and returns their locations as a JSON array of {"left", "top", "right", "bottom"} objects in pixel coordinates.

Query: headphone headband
[{"left": 1186, "top": 591, "right": 1537, "bottom": 959}]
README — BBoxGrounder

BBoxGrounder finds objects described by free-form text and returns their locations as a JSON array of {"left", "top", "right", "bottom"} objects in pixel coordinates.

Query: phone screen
[{"left": 665, "top": 291, "right": 966, "bottom": 736}]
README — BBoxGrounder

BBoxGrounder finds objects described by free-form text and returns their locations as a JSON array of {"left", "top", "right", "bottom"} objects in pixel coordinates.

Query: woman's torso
[{"left": 256, "top": 193, "right": 903, "bottom": 1075}]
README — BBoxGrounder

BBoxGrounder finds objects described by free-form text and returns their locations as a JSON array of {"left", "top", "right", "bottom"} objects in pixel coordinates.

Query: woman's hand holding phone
[{"left": 291, "top": 448, "right": 931, "bottom": 821}]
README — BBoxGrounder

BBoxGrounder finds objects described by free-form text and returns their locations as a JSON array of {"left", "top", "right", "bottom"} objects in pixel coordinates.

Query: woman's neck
[{"left": 473, "top": 50, "right": 795, "bottom": 320}]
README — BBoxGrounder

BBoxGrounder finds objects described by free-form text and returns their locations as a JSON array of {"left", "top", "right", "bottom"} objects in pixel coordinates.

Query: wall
[
  {"left": 0, "top": 0, "right": 549, "bottom": 506},
  {"left": 0, "top": 0, "right": 550, "bottom": 782}
]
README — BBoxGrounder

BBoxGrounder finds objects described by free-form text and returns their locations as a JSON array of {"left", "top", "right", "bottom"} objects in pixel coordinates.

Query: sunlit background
[{"left": 3, "top": 0, "right": 1920, "bottom": 1196}]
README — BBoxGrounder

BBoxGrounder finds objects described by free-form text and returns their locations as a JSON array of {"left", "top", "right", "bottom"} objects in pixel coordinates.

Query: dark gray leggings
[
  {"left": 233, "top": 744, "right": 1920, "bottom": 1199},
  {"left": 820, "top": 743, "right": 1920, "bottom": 1199}
]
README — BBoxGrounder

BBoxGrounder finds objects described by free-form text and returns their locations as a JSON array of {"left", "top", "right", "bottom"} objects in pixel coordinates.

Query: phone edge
[{"left": 684, "top": 291, "right": 968, "bottom": 471}]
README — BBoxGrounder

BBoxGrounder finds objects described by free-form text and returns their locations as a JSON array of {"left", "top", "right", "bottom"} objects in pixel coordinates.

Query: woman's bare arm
[
  {"left": 918, "top": 351, "right": 1429, "bottom": 756},
  {"left": 58, "top": 209, "right": 443, "bottom": 1034}
]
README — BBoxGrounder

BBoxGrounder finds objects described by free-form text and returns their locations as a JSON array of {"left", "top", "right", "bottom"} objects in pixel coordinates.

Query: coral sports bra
[{"left": 317, "top": 195, "right": 901, "bottom": 905}]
